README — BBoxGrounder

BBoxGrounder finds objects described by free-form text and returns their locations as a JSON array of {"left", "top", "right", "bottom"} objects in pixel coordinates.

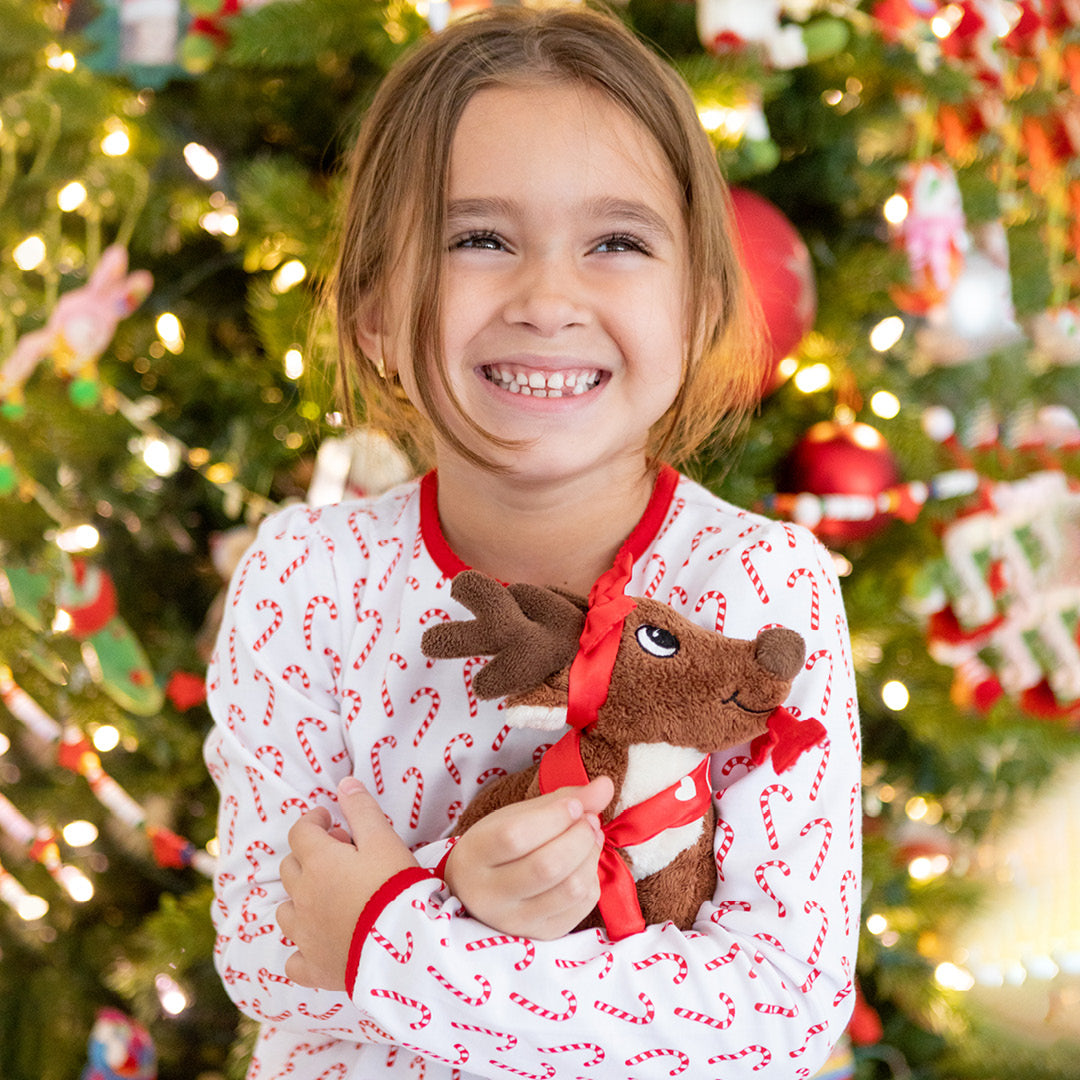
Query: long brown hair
[{"left": 332, "top": 5, "right": 765, "bottom": 470}]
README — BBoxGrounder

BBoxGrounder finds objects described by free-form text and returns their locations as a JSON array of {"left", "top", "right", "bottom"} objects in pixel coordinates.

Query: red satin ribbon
[{"left": 540, "top": 730, "right": 712, "bottom": 940}]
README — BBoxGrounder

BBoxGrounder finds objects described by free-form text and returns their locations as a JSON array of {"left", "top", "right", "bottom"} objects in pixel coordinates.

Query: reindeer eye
[{"left": 636, "top": 625, "right": 679, "bottom": 658}]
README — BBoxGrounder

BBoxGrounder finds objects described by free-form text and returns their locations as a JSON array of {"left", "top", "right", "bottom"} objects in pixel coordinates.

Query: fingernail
[
  {"left": 586, "top": 814, "right": 604, "bottom": 845},
  {"left": 566, "top": 798, "right": 583, "bottom": 821},
  {"left": 339, "top": 777, "right": 365, "bottom": 796}
]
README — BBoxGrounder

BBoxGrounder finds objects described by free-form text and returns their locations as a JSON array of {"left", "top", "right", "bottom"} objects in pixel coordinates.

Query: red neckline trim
[{"left": 419, "top": 464, "right": 679, "bottom": 581}]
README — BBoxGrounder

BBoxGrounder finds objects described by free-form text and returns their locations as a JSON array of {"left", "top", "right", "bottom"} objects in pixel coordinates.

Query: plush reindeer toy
[{"left": 421, "top": 570, "right": 820, "bottom": 938}]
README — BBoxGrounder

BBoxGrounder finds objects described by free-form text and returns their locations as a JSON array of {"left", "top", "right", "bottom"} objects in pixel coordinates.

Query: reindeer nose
[{"left": 753, "top": 628, "right": 806, "bottom": 682}]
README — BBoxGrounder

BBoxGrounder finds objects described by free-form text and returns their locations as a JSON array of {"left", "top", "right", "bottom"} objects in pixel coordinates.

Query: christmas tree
[{"left": 0, "top": 1, "right": 1077, "bottom": 1078}]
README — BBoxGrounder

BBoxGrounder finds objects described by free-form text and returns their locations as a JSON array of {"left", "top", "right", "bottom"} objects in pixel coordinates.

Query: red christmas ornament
[
  {"left": 779, "top": 420, "right": 901, "bottom": 545},
  {"left": 729, "top": 188, "right": 817, "bottom": 393}
]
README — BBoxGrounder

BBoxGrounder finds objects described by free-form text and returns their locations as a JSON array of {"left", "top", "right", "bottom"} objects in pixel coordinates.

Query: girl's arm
[{"left": 280, "top": 523, "right": 862, "bottom": 1079}]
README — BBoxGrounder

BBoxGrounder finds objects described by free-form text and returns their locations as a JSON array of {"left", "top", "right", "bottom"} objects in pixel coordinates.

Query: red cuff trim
[{"left": 345, "top": 867, "right": 437, "bottom": 996}]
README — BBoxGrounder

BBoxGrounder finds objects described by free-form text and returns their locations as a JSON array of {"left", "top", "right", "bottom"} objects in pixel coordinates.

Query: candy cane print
[
  {"left": 509, "top": 988, "right": 578, "bottom": 1022},
  {"left": 684, "top": 524, "right": 725, "bottom": 565},
  {"left": 238, "top": 888, "right": 275, "bottom": 941},
  {"left": 218, "top": 956, "right": 246, "bottom": 987},
  {"left": 714, "top": 818, "right": 735, "bottom": 880},
  {"left": 593, "top": 991, "right": 655, "bottom": 1025},
  {"left": 803, "top": 899, "right": 829, "bottom": 965},
  {"left": 755, "top": 859, "right": 791, "bottom": 917},
  {"left": 411, "top": 687, "right": 441, "bottom": 746},
  {"left": 476, "top": 766, "right": 507, "bottom": 786},
  {"left": 371, "top": 926, "right": 415, "bottom": 964},
  {"left": 231, "top": 549, "right": 267, "bottom": 606},
  {"left": 785, "top": 567, "right": 820, "bottom": 630},
  {"left": 323, "top": 647, "right": 342, "bottom": 692},
  {"left": 302, "top": 596, "right": 338, "bottom": 650},
  {"left": 805, "top": 649, "right": 833, "bottom": 714},
  {"left": 371, "top": 735, "right": 397, "bottom": 793},
  {"left": 228, "top": 626, "right": 239, "bottom": 684},
  {"left": 487, "top": 1062, "right": 555, "bottom": 1080},
  {"left": 402, "top": 765, "right": 424, "bottom": 829},
  {"left": 467, "top": 934, "right": 535, "bottom": 971},
  {"left": 347, "top": 509, "right": 372, "bottom": 557},
  {"left": 381, "top": 652, "right": 408, "bottom": 718},
  {"left": 447, "top": 799, "right": 463, "bottom": 824},
  {"left": 450, "top": 1022, "right": 518, "bottom": 1053},
  {"left": 426, "top": 965, "right": 493, "bottom": 1006},
  {"left": 694, "top": 589, "right": 727, "bottom": 632},
  {"left": 625, "top": 1047, "right": 690, "bottom": 1076},
  {"left": 634, "top": 951, "right": 688, "bottom": 985},
  {"left": 839, "top": 869, "right": 858, "bottom": 938},
  {"left": 419, "top": 608, "right": 451, "bottom": 666},
  {"left": 253, "top": 668, "right": 275, "bottom": 726},
  {"left": 376, "top": 536, "right": 403, "bottom": 591},
  {"left": 644, "top": 552, "right": 666, "bottom": 598},
  {"left": 808, "top": 738, "right": 831, "bottom": 802},
  {"left": 800, "top": 818, "right": 833, "bottom": 880},
  {"left": 282, "top": 663, "right": 310, "bottom": 692},
  {"left": 556, "top": 948, "right": 614, "bottom": 980},
  {"left": 399, "top": 1041, "right": 469, "bottom": 1070},
  {"left": 654, "top": 494, "right": 685, "bottom": 544},
  {"left": 753, "top": 986, "right": 798, "bottom": 1018},
  {"left": 252, "top": 598, "right": 283, "bottom": 652},
  {"left": 787, "top": 1022, "right": 829, "bottom": 1059},
  {"left": 463, "top": 657, "right": 485, "bottom": 718},
  {"left": 243, "top": 765, "right": 268, "bottom": 822},
  {"left": 708, "top": 1045, "right": 772, "bottom": 1071},
  {"left": 848, "top": 782, "right": 860, "bottom": 851},
  {"left": 221, "top": 796, "right": 239, "bottom": 856},
  {"left": 760, "top": 784, "right": 793, "bottom": 850},
  {"left": 674, "top": 990, "right": 736, "bottom": 1030},
  {"left": 353, "top": 609, "right": 383, "bottom": 669},
  {"left": 369, "top": 988, "right": 432, "bottom": 1030},
  {"left": 297, "top": 1001, "right": 345, "bottom": 1023},
  {"left": 741, "top": 539, "right": 773, "bottom": 603},
  {"left": 491, "top": 723, "right": 511, "bottom": 752},
  {"left": 340, "top": 688, "right": 362, "bottom": 729},
  {"left": 799, "top": 967, "right": 821, "bottom": 993},
  {"left": 710, "top": 899, "right": 752, "bottom": 923},
  {"left": 297, "top": 715, "right": 329, "bottom": 772},
  {"left": 780, "top": 522, "right": 799, "bottom": 548},
  {"left": 444, "top": 732, "right": 473, "bottom": 784},
  {"left": 279, "top": 540, "right": 310, "bottom": 585},
  {"left": 537, "top": 1043, "right": 605, "bottom": 1068},
  {"left": 719, "top": 754, "right": 754, "bottom": 781},
  {"left": 846, "top": 696, "right": 860, "bottom": 759},
  {"left": 704, "top": 942, "right": 741, "bottom": 970},
  {"left": 666, "top": 585, "right": 688, "bottom": 610},
  {"left": 226, "top": 703, "right": 246, "bottom": 734},
  {"left": 244, "top": 839, "right": 274, "bottom": 882}
]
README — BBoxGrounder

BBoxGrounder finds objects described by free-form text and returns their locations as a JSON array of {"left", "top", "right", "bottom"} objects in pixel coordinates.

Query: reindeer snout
[{"left": 753, "top": 628, "right": 806, "bottom": 682}]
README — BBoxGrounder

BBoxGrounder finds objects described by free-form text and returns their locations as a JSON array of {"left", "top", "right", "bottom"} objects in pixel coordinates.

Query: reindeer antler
[{"left": 421, "top": 570, "right": 585, "bottom": 699}]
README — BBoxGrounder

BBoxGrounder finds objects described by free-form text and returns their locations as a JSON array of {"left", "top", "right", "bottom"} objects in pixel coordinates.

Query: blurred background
[{"left": 0, "top": 1, "right": 1077, "bottom": 1077}]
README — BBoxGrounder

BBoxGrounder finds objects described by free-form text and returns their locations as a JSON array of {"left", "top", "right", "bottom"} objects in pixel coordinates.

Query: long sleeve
[{"left": 344, "top": 510, "right": 861, "bottom": 1079}]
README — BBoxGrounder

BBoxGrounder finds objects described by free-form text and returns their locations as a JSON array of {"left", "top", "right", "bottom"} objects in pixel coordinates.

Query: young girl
[{"left": 204, "top": 7, "right": 861, "bottom": 1078}]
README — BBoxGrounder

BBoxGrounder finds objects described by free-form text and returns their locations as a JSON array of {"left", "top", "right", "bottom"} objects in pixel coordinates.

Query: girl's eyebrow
[{"left": 445, "top": 196, "right": 675, "bottom": 242}]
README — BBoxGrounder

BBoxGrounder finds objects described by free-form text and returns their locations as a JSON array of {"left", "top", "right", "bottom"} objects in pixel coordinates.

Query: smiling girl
[{"left": 205, "top": 8, "right": 861, "bottom": 1078}]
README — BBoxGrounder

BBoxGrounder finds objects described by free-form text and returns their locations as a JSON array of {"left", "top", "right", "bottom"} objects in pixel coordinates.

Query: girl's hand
[
  {"left": 444, "top": 776, "right": 613, "bottom": 940},
  {"left": 277, "top": 777, "right": 418, "bottom": 990}
]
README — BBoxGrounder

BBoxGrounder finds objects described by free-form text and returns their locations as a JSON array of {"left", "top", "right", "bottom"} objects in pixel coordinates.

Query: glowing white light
[
  {"left": 156, "top": 313, "right": 184, "bottom": 354},
  {"left": 271, "top": 259, "right": 307, "bottom": 294},
  {"left": 871, "top": 390, "right": 901, "bottom": 419},
  {"left": 55, "top": 524, "right": 100, "bottom": 552},
  {"left": 155, "top": 973, "right": 189, "bottom": 1016},
  {"left": 869, "top": 316, "right": 905, "bottom": 352},
  {"left": 57, "top": 181, "right": 88, "bottom": 212},
  {"left": 17, "top": 894, "right": 49, "bottom": 921},
  {"left": 199, "top": 209, "right": 239, "bottom": 236},
  {"left": 100, "top": 128, "right": 131, "bottom": 157},
  {"left": 46, "top": 47, "right": 77, "bottom": 72},
  {"left": 909, "top": 853, "right": 951, "bottom": 881},
  {"left": 183, "top": 142, "right": 220, "bottom": 181},
  {"left": 792, "top": 363, "right": 832, "bottom": 394},
  {"left": 935, "top": 961, "right": 975, "bottom": 991},
  {"left": 866, "top": 914, "right": 889, "bottom": 935},
  {"left": 284, "top": 348, "right": 305, "bottom": 380},
  {"left": 882, "top": 680, "right": 910, "bottom": 711},
  {"left": 883, "top": 194, "right": 909, "bottom": 225},
  {"left": 52, "top": 609, "right": 73, "bottom": 633},
  {"left": 92, "top": 725, "right": 120, "bottom": 753},
  {"left": 58, "top": 865, "right": 94, "bottom": 903},
  {"left": 13, "top": 235, "right": 46, "bottom": 271},
  {"left": 906, "top": 796, "right": 929, "bottom": 821},
  {"left": 0, "top": 732, "right": 9, "bottom": 756},
  {"left": 62, "top": 820, "right": 99, "bottom": 848},
  {"left": 931, "top": 5, "right": 965, "bottom": 39},
  {"left": 142, "top": 437, "right": 181, "bottom": 477}
]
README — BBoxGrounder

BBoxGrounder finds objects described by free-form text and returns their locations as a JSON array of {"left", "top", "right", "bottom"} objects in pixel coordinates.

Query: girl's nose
[{"left": 501, "top": 257, "right": 590, "bottom": 336}]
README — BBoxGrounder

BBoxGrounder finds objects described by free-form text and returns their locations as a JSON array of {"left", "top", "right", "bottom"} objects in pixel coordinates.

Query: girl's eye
[
  {"left": 593, "top": 233, "right": 649, "bottom": 255},
  {"left": 451, "top": 231, "right": 506, "bottom": 252}
]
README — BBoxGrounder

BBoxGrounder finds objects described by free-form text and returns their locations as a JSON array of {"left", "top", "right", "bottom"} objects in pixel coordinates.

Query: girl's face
[{"left": 392, "top": 81, "right": 690, "bottom": 487}]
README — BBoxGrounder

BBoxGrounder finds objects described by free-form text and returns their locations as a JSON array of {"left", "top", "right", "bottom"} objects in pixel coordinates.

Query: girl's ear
[{"left": 354, "top": 295, "right": 391, "bottom": 373}]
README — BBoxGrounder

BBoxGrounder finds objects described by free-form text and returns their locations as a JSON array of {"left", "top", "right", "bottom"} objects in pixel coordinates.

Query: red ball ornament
[
  {"left": 729, "top": 188, "right": 817, "bottom": 393},
  {"left": 779, "top": 420, "right": 901, "bottom": 545}
]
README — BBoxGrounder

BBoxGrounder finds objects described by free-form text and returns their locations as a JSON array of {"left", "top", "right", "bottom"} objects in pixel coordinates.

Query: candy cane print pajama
[{"left": 205, "top": 468, "right": 862, "bottom": 1079}]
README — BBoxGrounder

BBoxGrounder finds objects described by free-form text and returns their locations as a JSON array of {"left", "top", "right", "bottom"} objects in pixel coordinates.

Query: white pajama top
[{"left": 205, "top": 468, "right": 862, "bottom": 1079}]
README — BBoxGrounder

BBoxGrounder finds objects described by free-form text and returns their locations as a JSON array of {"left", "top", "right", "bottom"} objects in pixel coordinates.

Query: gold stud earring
[{"left": 374, "top": 357, "right": 387, "bottom": 380}]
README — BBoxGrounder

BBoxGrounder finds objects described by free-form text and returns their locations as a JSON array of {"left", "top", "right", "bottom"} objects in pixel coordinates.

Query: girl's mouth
[{"left": 481, "top": 364, "right": 603, "bottom": 398}]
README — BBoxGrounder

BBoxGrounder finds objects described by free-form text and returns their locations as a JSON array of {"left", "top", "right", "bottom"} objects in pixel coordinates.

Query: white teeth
[{"left": 484, "top": 365, "right": 600, "bottom": 397}]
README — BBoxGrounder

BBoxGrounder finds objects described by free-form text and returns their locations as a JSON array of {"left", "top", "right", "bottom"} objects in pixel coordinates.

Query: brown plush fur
[{"left": 421, "top": 570, "right": 805, "bottom": 932}]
